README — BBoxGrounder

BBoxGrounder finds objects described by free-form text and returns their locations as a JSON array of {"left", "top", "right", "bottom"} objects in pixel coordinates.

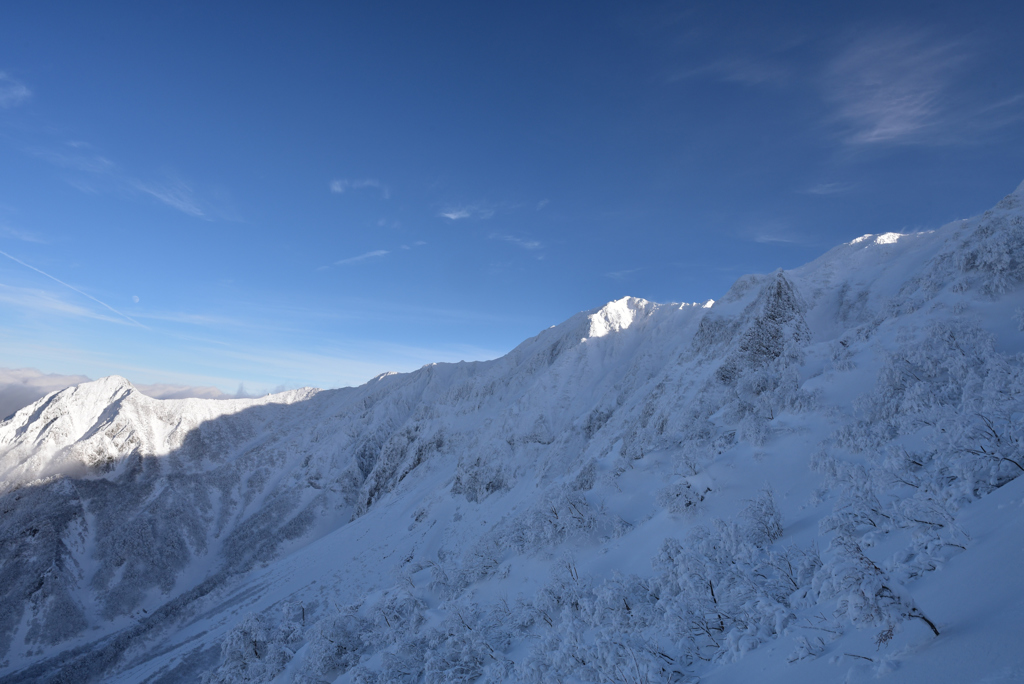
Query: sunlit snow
[{"left": 2, "top": 182, "right": 1024, "bottom": 683}]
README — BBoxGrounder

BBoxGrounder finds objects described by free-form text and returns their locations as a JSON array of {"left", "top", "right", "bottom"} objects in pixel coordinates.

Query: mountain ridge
[{"left": 1, "top": 181, "right": 1023, "bottom": 683}]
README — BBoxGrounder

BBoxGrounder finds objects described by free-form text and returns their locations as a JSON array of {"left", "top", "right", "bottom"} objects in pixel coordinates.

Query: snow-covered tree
[
  {"left": 817, "top": 534, "right": 939, "bottom": 639},
  {"left": 298, "top": 610, "right": 369, "bottom": 680},
  {"left": 202, "top": 612, "right": 295, "bottom": 684},
  {"left": 741, "top": 485, "right": 783, "bottom": 547}
]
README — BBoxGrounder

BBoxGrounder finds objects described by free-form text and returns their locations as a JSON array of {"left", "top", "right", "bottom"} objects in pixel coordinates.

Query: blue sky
[{"left": 0, "top": 1, "right": 1023, "bottom": 393}]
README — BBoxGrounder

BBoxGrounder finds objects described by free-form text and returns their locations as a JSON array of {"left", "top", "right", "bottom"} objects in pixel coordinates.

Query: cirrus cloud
[
  {"left": 334, "top": 249, "right": 390, "bottom": 266},
  {"left": 439, "top": 203, "right": 496, "bottom": 220},
  {"left": 490, "top": 233, "right": 541, "bottom": 250},
  {"left": 0, "top": 72, "right": 30, "bottom": 108},
  {"left": 330, "top": 178, "right": 390, "bottom": 199},
  {"left": 825, "top": 31, "right": 966, "bottom": 145}
]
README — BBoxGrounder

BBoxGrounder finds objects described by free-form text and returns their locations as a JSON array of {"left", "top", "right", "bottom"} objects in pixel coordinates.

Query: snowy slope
[{"left": 1, "top": 181, "right": 1023, "bottom": 683}]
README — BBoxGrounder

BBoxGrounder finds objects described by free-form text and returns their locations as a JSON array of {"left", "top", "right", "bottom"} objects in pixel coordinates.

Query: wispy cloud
[
  {"left": 490, "top": 233, "right": 542, "bottom": 250},
  {"left": 133, "top": 310, "right": 247, "bottom": 328},
  {"left": 605, "top": 267, "right": 643, "bottom": 280},
  {"left": 0, "top": 224, "right": 46, "bottom": 243},
  {"left": 825, "top": 31, "right": 966, "bottom": 145},
  {"left": 0, "top": 289, "right": 524, "bottom": 394},
  {"left": 31, "top": 143, "right": 210, "bottom": 217},
  {"left": 802, "top": 182, "right": 854, "bottom": 196},
  {"left": 334, "top": 249, "right": 390, "bottom": 266},
  {"left": 330, "top": 178, "right": 390, "bottom": 199},
  {"left": 133, "top": 179, "right": 205, "bottom": 217},
  {"left": 976, "top": 93, "right": 1024, "bottom": 119},
  {"left": 0, "top": 72, "right": 30, "bottom": 108},
  {"left": 439, "top": 203, "right": 495, "bottom": 220},
  {"left": 0, "top": 249, "right": 147, "bottom": 328},
  {"left": 32, "top": 147, "right": 116, "bottom": 174},
  {"left": 0, "top": 284, "right": 125, "bottom": 324},
  {"left": 753, "top": 234, "right": 798, "bottom": 244},
  {"left": 671, "top": 57, "right": 790, "bottom": 87},
  {"left": 742, "top": 220, "right": 803, "bottom": 244},
  {"left": 203, "top": 337, "right": 506, "bottom": 388}
]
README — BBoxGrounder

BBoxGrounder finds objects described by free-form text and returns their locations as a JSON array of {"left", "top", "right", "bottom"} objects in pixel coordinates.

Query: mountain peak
[
  {"left": 994, "top": 178, "right": 1024, "bottom": 210},
  {"left": 3, "top": 181, "right": 1024, "bottom": 684},
  {"left": 849, "top": 231, "right": 905, "bottom": 246},
  {"left": 90, "top": 374, "right": 135, "bottom": 392},
  {"left": 585, "top": 296, "right": 653, "bottom": 338}
]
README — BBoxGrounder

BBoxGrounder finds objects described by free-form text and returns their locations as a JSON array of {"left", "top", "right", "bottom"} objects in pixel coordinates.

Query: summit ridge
[{"left": 1, "top": 182, "right": 1024, "bottom": 683}]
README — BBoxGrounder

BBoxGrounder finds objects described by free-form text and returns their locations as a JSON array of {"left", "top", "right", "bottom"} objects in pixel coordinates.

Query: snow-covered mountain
[{"left": 2, "top": 182, "right": 1024, "bottom": 683}]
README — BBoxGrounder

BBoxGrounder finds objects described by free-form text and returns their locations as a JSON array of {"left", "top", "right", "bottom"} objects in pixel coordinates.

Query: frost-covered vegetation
[{"left": 2, "top": 182, "right": 1024, "bottom": 683}]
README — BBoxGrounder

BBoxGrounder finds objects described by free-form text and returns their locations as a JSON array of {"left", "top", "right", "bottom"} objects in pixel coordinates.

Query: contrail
[{"left": 0, "top": 249, "right": 149, "bottom": 329}]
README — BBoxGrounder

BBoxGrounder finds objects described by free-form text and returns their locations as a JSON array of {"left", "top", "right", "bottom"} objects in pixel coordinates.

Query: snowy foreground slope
[{"left": 2, "top": 184, "right": 1024, "bottom": 683}]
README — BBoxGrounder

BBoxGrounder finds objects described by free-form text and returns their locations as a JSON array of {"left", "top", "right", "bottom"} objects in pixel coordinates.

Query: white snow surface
[{"left": 1, "top": 181, "right": 1023, "bottom": 683}]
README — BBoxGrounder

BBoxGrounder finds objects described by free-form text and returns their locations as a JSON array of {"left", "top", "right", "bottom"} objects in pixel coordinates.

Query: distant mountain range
[{"left": 0, "top": 367, "right": 241, "bottom": 423}]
